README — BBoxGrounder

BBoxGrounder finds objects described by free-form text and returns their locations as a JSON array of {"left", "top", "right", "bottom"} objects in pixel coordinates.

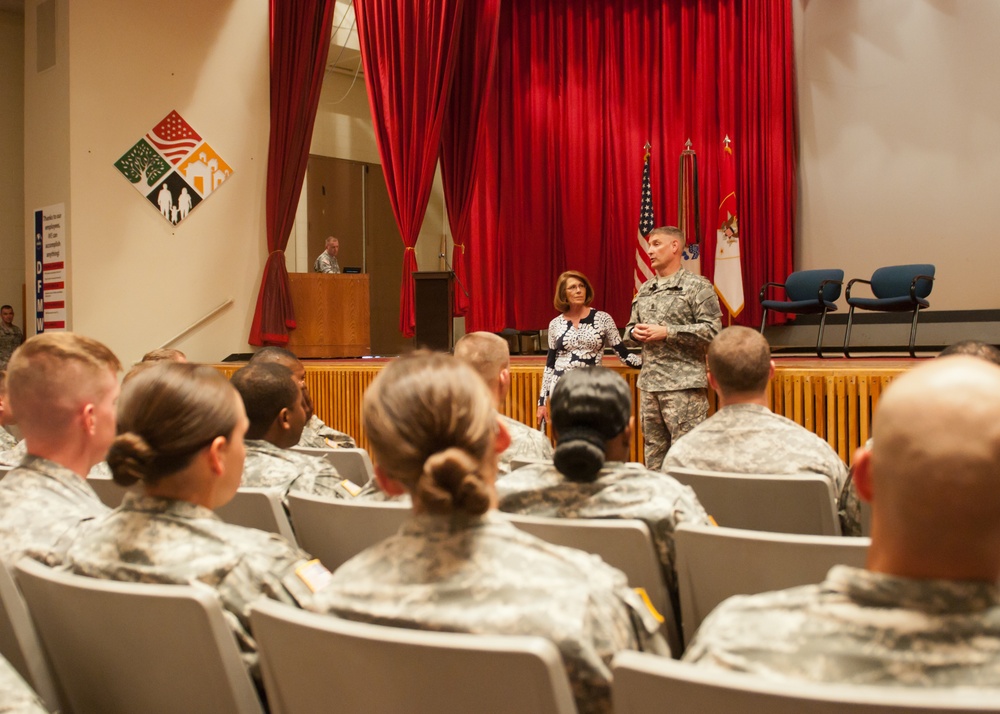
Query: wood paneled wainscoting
[{"left": 216, "top": 357, "right": 911, "bottom": 466}]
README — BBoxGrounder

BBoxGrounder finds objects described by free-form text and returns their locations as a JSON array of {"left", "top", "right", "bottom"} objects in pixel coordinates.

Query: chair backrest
[
  {"left": 86, "top": 474, "right": 131, "bottom": 509},
  {"left": 502, "top": 513, "right": 680, "bottom": 657},
  {"left": 870, "top": 264, "right": 935, "bottom": 300},
  {"left": 666, "top": 467, "right": 840, "bottom": 536},
  {"left": 250, "top": 599, "right": 578, "bottom": 714},
  {"left": 612, "top": 651, "right": 1000, "bottom": 714},
  {"left": 0, "top": 560, "right": 59, "bottom": 711},
  {"left": 784, "top": 269, "right": 844, "bottom": 303},
  {"left": 215, "top": 487, "right": 297, "bottom": 543},
  {"left": 291, "top": 447, "right": 374, "bottom": 487},
  {"left": 674, "top": 523, "right": 869, "bottom": 644},
  {"left": 15, "top": 558, "right": 264, "bottom": 714},
  {"left": 286, "top": 493, "right": 410, "bottom": 571},
  {"left": 0, "top": 465, "right": 12, "bottom": 480}
]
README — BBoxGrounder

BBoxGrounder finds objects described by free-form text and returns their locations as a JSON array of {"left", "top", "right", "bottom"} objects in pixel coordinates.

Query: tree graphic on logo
[{"left": 114, "top": 139, "right": 170, "bottom": 189}]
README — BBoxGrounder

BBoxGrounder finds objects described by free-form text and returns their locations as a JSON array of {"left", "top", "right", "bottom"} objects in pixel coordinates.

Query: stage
[{"left": 216, "top": 355, "right": 917, "bottom": 465}]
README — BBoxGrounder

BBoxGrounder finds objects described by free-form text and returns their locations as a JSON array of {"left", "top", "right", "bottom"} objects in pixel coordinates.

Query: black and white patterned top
[{"left": 538, "top": 309, "right": 642, "bottom": 406}]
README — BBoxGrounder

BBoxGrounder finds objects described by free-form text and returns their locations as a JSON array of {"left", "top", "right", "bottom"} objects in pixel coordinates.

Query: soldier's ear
[
  {"left": 374, "top": 465, "right": 406, "bottom": 497},
  {"left": 276, "top": 406, "right": 291, "bottom": 431},
  {"left": 852, "top": 445, "right": 874, "bottom": 504},
  {"left": 494, "top": 417, "right": 512, "bottom": 454}
]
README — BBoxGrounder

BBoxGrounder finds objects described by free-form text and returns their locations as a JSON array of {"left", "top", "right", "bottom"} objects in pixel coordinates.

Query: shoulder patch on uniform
[
  {"left": 295, "top": 559, "right": 333, "bottom": 592},
  {"left": 633, "top": 587, "right": 664, "bottom": 623}
]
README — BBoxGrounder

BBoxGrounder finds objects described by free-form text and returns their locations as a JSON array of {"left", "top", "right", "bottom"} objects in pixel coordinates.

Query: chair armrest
[
  {"left": 816, "top": 278, "right": 842, "bottom": 302},
  {"left": 844, "top": 277, "right": 871, "bottom": 300},
  {"left": 910, "top": 274, "right": 935, "bottom": 301},
  {"left": 758, "top": 282, "right": 786, "bottom": 302}
]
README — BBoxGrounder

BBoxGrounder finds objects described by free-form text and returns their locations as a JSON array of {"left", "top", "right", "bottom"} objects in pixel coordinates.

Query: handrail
[{"left": 158, "top": 298, "right": 234, "bottom": 349}]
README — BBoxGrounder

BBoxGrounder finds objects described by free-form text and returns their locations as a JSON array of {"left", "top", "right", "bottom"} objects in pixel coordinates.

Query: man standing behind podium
[{"left": 314, "top": 236, "right": 341, "bottom": 274}]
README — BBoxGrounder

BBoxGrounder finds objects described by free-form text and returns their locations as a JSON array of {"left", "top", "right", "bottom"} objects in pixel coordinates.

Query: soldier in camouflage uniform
[
  {"left": 64, "top": 363, "right": 330, "bottom": 690},
  {"left": 684, "top": 356, "right": 1000, "bottom": 686},
  {"left": 663, "top": 327, "right": 850, "bottom": 498},
  {"left": 498, "top": 367, "right": 709, "bottom": 621},
  {"left": 0, "top": 333, "right": 120, "bottom": 564},
  {"left": 454, "top": 331, "right": 553, "bottom": 475},
  {"left": 0, "top": 372, "right": 17, "bottom": 452},
  {"left": 231, "top": 362, "right": 358, "bottom": 501},
  {"left": 306, "top": 353, "right": 667, "bottom": 714},
  {"left": 0, "top": 654, "right": 48, "bottom": 714},
  {"left": 0, "top": 439, "right": 25, "bottom": 467},
  {"left": 625, "top": 227, "right": 721, "bottom": 470},
  {"left": 313, "top": 235, "right": 341, "bottom": 274},
  {"left": 248, "top": 346, "right": 356, "bottom": 449}
]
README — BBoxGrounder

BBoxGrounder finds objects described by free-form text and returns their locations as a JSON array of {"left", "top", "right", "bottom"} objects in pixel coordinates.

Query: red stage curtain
[
  {"left": 439, "top": 0, "right": 501, "bottom": 317},
  {"left": 249, "top": 0, "right": 335, "bottom": 346},
  {"left": 354, "top": 0, "right": 465, "bottom": 337},
  {"left": 464, "top": 0, "right": 795, "bottom": 331}
]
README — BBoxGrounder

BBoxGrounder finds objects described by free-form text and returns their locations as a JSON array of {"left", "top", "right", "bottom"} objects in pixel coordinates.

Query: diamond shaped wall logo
[{"left": 114, "top": 111, "right": 232, "bottom": 225}]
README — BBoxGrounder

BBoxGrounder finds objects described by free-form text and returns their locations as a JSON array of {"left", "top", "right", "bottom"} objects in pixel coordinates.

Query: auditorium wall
[
  {"left": 0, "top": 10, "right": 24, "bottom": 325},
  {"left": 794, "top": 0, "right": 1000, "bottom": 315}
]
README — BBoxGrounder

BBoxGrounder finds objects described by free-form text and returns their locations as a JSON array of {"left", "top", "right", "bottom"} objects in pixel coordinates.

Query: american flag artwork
[
  {"left": 114, "top": 110, "right": 232, "bottom": 226},
  {"left": 145, "top": 111, "right": 202, "bottom": 165}
]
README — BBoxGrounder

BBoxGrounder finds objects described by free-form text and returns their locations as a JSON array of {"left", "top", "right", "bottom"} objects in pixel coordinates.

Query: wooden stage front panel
[{"left": 217, "top": 357, "right": 913, "bottom": 465}]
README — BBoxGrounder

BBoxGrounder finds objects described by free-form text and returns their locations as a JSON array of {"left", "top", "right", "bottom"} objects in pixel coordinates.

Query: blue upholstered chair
[
  {"left": 843, "top": 264, "right": 935, "bottom": 358},
  {"left": 759, "top": 269, "right": 844, "bottom": 357}
]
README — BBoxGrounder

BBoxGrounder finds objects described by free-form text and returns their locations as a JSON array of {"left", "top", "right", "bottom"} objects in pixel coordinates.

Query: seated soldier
[
  {"left": 248, "top": 346, "right": 356, "bottom": 449},
  {"left": 0, "top": 333, "right": 119, "bottom": 563},
  {"left": 230, "top": 362, "right": 358, "bottom": 500},
  {"left": 497, "top": 366, "right": 709, "bottom": 620},
  {"left": 684, "top": 356, "right": 1000, "bottom": 687},
  {"left": 0, "top": 371, "right": 19, "bottom": 451},
  {"left": 663, "top": 326, "right": 848, "bottom": 492},
  {"left": 454, "top": 331, "right": 553, "bottom": 475},
  {"left": 140, "top": 347, "right": 187, "bottom": 363}
]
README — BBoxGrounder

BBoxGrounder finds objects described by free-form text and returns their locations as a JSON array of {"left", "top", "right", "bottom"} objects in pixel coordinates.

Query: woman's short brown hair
[{"left": 553, "top": 271, "right": 594, "bottom": 312}]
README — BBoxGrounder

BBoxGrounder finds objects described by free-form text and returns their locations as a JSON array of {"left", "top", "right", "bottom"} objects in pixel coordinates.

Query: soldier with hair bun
[{"left": 306, "top": 352, "right": 667, "bottom": 714}]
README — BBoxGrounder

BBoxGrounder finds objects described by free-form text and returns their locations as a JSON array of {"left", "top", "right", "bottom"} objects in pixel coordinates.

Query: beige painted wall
[
  {"left": 0, "top": 10, "right": 24, "bottom": 325},
  {"left": 795, "top": 0, "right": 1000, "bottom": 312},
  {"left": 22, "top": 0, "right": 270, "bottom": 365}
]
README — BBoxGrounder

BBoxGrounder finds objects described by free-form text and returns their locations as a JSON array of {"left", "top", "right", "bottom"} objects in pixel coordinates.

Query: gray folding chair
[
  {"left": 612, "top": 651, "right": 1000, "bottom": 714},
  {"left": 86, "top": 474, "right": 132, "bottom": 509},
  {"left": 674, "top": 523, "right": 869, "bottom": 646},
  {"left": 502, "top": 513, "right": 681, "bottom": 657},
  {"left": 286, "top": 493, "right": 409, "bottom": 571},
  {"left": 251, "top": 599, "right": 578, "bottom": 714},
  {"left": 291, "top": 447, "right": 374, "bottom": 487},
  {"left": 15, "top": 558, "right": 264, "bottom": 714},
  {"left": 0, "top": 560, "right": 58, "bottom": 711},
  {"left": 215, "top": 487, "right": 297, "bottom": 543},
  {"left": 666, "top": 466, "right": 840, "bottom": 535}
]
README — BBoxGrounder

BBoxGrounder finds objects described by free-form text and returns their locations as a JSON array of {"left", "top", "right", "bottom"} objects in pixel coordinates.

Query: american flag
[
  {"left": 635, "top": 148, "right": 655, "bottom": 292},
  {"left": 146, "top": 110, "right": 202, "bottom": 165}
]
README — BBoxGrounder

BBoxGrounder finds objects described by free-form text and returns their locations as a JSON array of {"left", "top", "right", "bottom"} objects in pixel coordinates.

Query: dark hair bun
[
  {"left": 106, "top": 432, "right": 156, "bottom": 487},
  {"left": 415, "top": 447, "right": 491, "bottom": 516},
  {"left": 553, "top": 427, "right": 606, "bottom": 482}
]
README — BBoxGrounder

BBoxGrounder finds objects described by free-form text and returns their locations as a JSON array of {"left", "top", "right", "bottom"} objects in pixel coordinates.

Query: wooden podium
[
  {"left": 414, "top": 271, "right": 454, "bottom": 352},
  {"left": 287, "top": 273, "right": 371, "bottom": 358}
]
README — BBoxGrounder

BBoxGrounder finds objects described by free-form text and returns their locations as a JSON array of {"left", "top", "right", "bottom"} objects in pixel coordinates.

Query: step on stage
[{"left": 216, "top": 356, "right": 918, "bottom": 465}]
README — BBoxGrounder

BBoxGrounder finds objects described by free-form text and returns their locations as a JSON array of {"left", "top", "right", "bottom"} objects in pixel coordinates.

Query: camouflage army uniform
[
  {"left": 0, "top": 428, "right": 16, "bottom": 452},
  {"left": 625, "top": 269, "right": 722, "bottom": 470},
  {"left": 497, "top": 461, "right": 709, "bottom": 617},
  {"left": 242, "top": 439, "right": 358, "bottom": 501},
  {"left": 297, "top": 414, "right": 356, "bottom": 449},
  {"left": 663, "top": 403, "right": 849, "bottom": 493},
  {"left": 0, "top": 654, "right": 47, "bottom": 714},
  {"left": 0, "top": 440, "right": 26, "bottom": 467},
  {"left": 0, "top": 455, "right": 109, "bottom": 565},
  {"left": 64, "top": 492, "right": 328, "bottom": 681},
  {"left": 306, "top": 511, "right": 667, "bottom": 714},
  {"left": 684, "top": 565, "right": 1000, "bottom": 687},
  {"left": 313, "top": 251, "right": 341, "bottom": 274},
  {"left": 497, "top": 414, "right": 553, "bottom": 476},
  {"left": 0, "top": 322, "right": 23, "bottom": 370}
]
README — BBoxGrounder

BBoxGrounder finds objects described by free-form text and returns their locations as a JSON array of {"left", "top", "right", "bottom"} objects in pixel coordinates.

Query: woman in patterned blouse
[{"left": 536, "top": 271, "right": 641, "bottom": 425}]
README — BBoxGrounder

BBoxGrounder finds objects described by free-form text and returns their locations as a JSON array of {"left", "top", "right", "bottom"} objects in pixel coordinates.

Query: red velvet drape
[
  {"left": 439, "top": 0, "right": 501, "bottom": 317},
  {"left": 463, "top": 0, "right": 796, "bottom": 331},
  {"left": 249, "top": 0, "right": 335, "bottom": 346},
  {"left": 354, "top": 0, "right": 465, "bottom": 337}
]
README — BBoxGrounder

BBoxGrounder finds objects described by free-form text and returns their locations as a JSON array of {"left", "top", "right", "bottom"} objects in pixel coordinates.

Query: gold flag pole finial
[
  {"left": 724, "top": 135, "right": 731, "bottom": 148},
  {"left": 643, "top": 141, "right": 651, "bottom": 158},
  {"left": 684, "top": 138, "right": 693, "bottom": 152}
]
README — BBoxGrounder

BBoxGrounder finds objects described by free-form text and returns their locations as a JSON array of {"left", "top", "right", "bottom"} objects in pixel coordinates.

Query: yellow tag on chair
[
  {"left": 340, "top": 479, "right": 363, "bottom": 497},
  {"left": 295, "top": 559, "right": 333, "bottom": 593},
  {"left": 633, "top": 587, "right": 664, "bottom": 623}
]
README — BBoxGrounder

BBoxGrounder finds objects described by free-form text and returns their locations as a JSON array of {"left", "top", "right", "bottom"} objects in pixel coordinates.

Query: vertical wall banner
[{"left": 34, "top": 203, "right": 67, "bottom": 333}]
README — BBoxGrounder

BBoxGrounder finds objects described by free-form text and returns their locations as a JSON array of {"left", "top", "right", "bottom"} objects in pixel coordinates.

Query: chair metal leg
[
  {"left": 843, "top": 306, "right": 856, "bottom": 358},
  {"left": 909, "top": 308, "right": 921, "bottom": 358},
  {"left": 759, "top": 309, "right": 768, "bottom": 334},
  {"left": 816, "top": 308, "right": 829, "bottom": 358}
]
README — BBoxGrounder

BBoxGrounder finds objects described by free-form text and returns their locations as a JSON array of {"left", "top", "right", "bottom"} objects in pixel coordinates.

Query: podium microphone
[{"left": 439, "top": 252, "right": 470, "bottom": 299}]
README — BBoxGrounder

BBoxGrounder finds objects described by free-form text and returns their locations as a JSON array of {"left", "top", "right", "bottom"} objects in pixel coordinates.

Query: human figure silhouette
[{"left": 157, "top": 184, "right": 172, "bottom": 219}]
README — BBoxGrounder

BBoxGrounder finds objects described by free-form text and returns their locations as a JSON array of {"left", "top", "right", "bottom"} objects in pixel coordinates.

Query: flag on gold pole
[
  {"left": 678, "top": 139, "right": 701, "bottom": 275},
  {"left": 635, "top": 144, "right": 655, "bottom": 292},
  {"left": 714, "top": 135, "right": 744, "bottom": 316}
]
